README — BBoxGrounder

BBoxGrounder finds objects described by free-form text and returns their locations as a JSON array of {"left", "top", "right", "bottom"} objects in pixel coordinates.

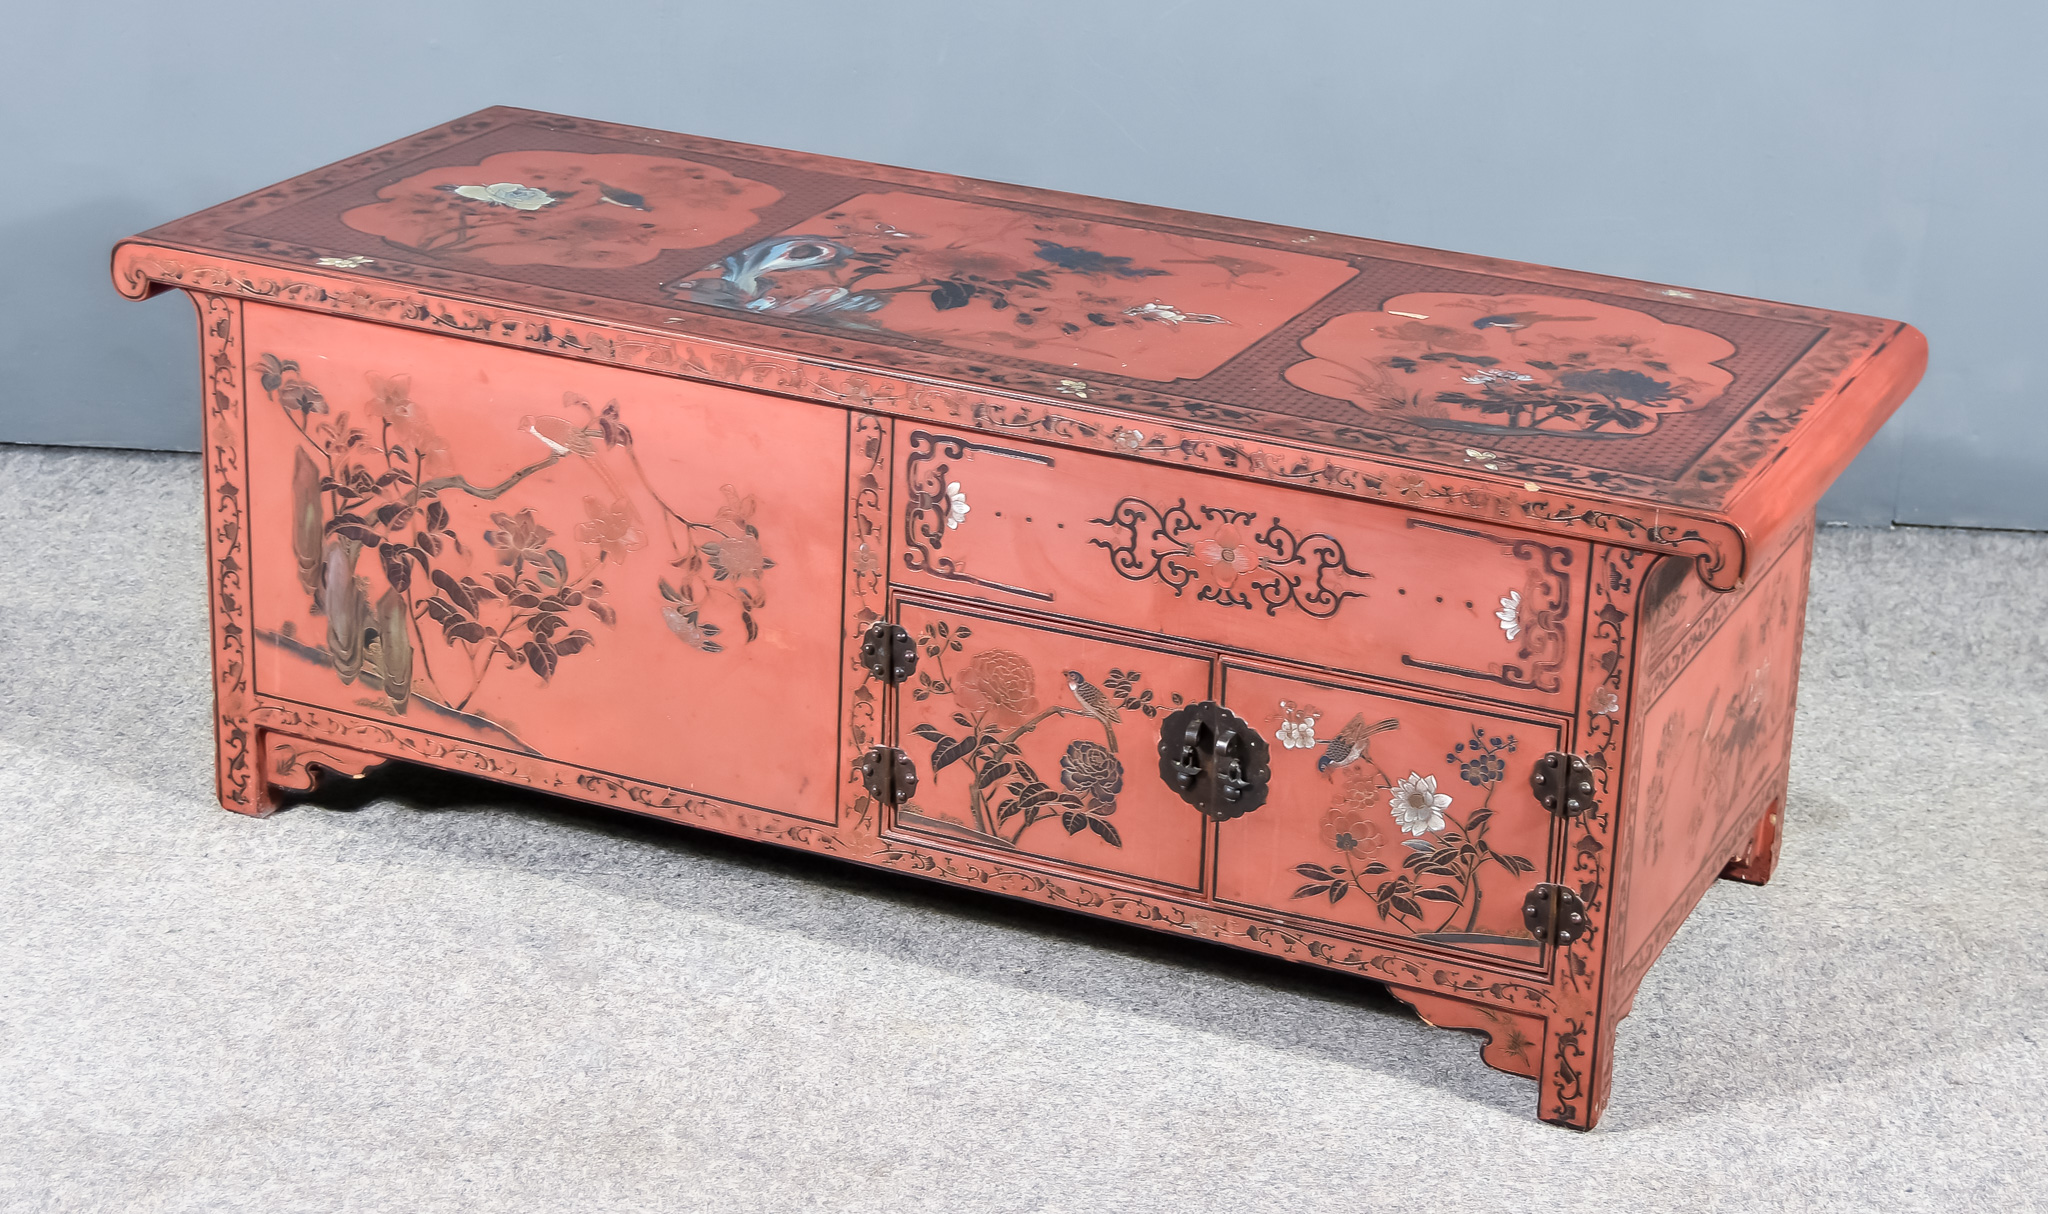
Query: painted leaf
[{"left": 929, "top": 734, "right": 977, "bottom": 773}]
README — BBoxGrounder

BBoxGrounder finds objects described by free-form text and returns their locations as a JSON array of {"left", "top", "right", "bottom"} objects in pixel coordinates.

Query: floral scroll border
[
  {"left": 194, "top": 294, "right": 262, "bottom": 813},
  {"left": 119, "top": 249, "right": 1793, "bottom": 589},
  {"left": 1533, "top": 542, "right": 1646, "bottom": 1129},
  {"left": 843, "top": 411, "right": 892, "bottom": 827}
]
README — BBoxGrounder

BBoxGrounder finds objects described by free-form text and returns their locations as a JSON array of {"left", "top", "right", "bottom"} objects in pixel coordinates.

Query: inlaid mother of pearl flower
[
  {"left": 1388, "top": 771, "right": 1452, "bottom": 836},
  {"left": 1275, "top": 719, "right": 1318, "bottom": 749},
  {"left": 453, "top": 182, "right": 556, "bottom": 211},
  {"left": 943, "top": 482, "right": 970, "bottom": 529},
  {"left": 1496, "top": 590, "right": 1523, "bottom": 641}
]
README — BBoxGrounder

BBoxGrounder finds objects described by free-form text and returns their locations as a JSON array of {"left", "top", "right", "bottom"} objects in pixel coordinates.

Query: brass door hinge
[
  {"left": 1523, "top": 882, "right": 1589, "bottom": 946},
  {"left": 860, "top": 622, "right": 918, "bottom": 684},
  {"left": 859, "top": 746, "right": 918, "bottom": 806},
  {"left": 1530, "top": 751, "right": 1596, "bottom": 818}
]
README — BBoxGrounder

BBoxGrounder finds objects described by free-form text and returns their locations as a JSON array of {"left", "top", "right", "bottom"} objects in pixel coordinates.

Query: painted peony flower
[
  {"left": 576, "top": 497, "right": 647, "bottom": 566},
  {"left": 953, "top": 649, "right": 1039, "bottom": 728},
  {"left": 1059, "top": 740, "right": 1124, "bottom": 805},
  {"left": 484, "top": 508, "right": 553, "bottom": 569},
  {"left": 944, "top": 481, "right": 970, "bottom": 530},
  {"left": 1388, "top": 772, "right": 1452, "bottom": 836},
  {"left": 703, "top": 532, "right": 769, "bottom": 580},
  {"left": 1318, "top": 805, "right": 1381, "bottom": 854}
]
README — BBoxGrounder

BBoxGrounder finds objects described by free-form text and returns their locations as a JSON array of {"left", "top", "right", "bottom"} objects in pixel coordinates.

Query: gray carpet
[{"left": 2, "top": 443, "right": 2042, "bottom": 1212}]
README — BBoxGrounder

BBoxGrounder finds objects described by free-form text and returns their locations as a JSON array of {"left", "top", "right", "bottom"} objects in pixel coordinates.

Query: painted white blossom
[
  {"left": 1114, "top": 428, "right": 1145, "bottom": 450},
  {"left": 1388, "top": 772, "right": 1451, "bottom": 836},
  {"left": 1497, "top": 590, "right": 1523, "bottom": 641},
  {"left": 1592, "top": 687, "right": 1621, "bottom": 716},
  {"left": 1276, "top": 719, "right": 1318, "bottom": 750},
  {"left": 453, "top": 182, "right": 555, "bottom": 210},
  {"left": 944, "top": 482, "right": 970, "bottom": 530}
]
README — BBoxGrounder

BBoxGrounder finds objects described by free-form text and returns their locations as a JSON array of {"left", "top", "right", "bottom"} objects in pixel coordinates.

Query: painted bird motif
[
  {"left": 519, "top": 403, "right": 625, "bottom": 497},
  {"left": 672, "top": 235, "right": 888, "bottom": 317},
  {"left": 1064, "top": 670, "right": 1122, "bottom": 742},
  {"left": 1316, "top": 713, "right": 1400, "bottom": 774},
  {"left": 679, "top": 236, "right": 856, "bottom": 310},
  {"left": 1470, "top": 311, "right": 1596, "bottom": 331},
  {"left": 597, "top": 183, "right": 650, "bottom": 211}
]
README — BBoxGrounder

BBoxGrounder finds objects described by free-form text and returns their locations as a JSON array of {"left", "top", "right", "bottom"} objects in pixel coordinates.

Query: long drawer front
[{"left": 892, "top": 425, "right": 1589, "bottom": 711}]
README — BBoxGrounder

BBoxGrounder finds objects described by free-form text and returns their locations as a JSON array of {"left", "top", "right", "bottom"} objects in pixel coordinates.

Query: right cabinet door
[{"left": 1213, "top": 663, "right": 1570, "bottom": 966}]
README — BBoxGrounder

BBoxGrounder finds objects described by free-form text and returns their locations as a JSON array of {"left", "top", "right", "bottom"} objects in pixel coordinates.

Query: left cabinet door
[{"left": 240, "top": 304, "right": 853, "bottom": 821}]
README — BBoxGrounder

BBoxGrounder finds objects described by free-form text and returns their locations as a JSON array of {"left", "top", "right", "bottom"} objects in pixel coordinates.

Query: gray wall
[{"left": 6, "top": 1, "right": 2041, "bottom": 528}]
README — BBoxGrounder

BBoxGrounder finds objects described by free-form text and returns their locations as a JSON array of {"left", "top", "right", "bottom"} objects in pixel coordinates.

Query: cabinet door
[
  {"left": 242, "top": 304, "right": 851, "bottom": 820},
  {"left": 888, "top": 603, "right": 1215, "bottom": 891},
  {"left": 1213, "top": 664, "right": 1568, "bottom": 965}
]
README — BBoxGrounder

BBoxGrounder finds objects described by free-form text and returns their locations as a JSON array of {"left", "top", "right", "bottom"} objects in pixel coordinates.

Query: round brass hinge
[
  {"left": 859, "top": 746, "right": 917, "bottom": 804},
  {"left": 1531, "top": 751, "right": 1596, "bottom": 818},
  {"left": 1523, "top": 882, "right": 1590, "bottom": 946},
  {"left": 860, "top": 622, "right": 917, "bottom": 684}
]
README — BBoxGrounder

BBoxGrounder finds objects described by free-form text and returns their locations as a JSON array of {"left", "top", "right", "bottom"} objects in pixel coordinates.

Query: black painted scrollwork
[
  {"left": 901, "top": 430, "right": 1056, "bottom": 601},
  {"left": 1399, "top": 518, "right": 1576, "bottom": 694},
  {"left": 1089, "top": 496, "right": 1373, "bottom": 619}
]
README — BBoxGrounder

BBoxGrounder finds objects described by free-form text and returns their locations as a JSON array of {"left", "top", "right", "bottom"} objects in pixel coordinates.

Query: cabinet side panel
[{"left": 1611, "top": 517, "right": 1815, "bottom": 987}]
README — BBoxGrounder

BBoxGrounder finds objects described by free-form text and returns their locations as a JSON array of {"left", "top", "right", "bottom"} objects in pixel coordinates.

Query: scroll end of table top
[{"left": 1717, "top": 318, "right": 1928, "bottom": 574}]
